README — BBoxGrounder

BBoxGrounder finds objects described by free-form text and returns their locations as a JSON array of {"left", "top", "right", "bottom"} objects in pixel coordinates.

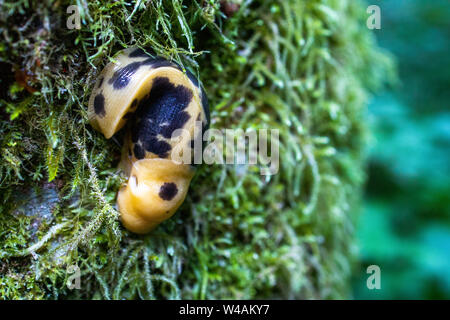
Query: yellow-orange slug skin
[
  {"left": 88, "top": 47, "right": 209, "bottom": 233},
  {"left": 117, "top": 159, "right": 195, "bottom": 234}
]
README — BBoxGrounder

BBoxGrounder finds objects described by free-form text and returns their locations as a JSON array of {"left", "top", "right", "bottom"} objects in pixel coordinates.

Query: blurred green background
[{"left": 352, "top": 0, "right": 450, "bottom": 299}]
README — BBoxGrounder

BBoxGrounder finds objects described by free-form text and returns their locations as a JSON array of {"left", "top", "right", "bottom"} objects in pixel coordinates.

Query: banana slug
[{"left": 88, "top": 47, "right": 209, "bottom": 234}]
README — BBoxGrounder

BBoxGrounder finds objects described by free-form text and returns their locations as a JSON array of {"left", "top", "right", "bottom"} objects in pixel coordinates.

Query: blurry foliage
[
  {"left": 0, "top": 0, "right": 389, "bottom": 299},
  {"left": 353, "top": 0, "right": 450, "bottom": 299}
]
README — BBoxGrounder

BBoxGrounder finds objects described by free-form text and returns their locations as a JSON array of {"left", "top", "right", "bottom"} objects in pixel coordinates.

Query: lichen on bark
[{"left": 0, "top": 0, "right": 392, "bottom": 299}]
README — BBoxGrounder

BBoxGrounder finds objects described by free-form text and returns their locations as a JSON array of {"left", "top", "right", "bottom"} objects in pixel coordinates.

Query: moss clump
[{"left": 0, "top": 0, "right": 391, "bottom": 299}]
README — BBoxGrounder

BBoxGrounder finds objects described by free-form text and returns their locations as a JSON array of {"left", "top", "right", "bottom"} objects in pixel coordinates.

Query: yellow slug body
[{"left": 88, "top": 47, "right": 209, "bottom": 234}]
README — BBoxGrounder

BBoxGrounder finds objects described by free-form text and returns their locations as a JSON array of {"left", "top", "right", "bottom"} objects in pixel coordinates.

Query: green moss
[{"left": 0, "top": 0, "right": 392, "bottom": 299}]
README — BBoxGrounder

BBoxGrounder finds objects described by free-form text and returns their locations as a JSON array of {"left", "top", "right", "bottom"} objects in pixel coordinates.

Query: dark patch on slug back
[
  {"left": 94, "top": 93, "right": 106, "bottom": 117},
  {"left": 131, "top": 77, "right": 193, "bottom": 158},
  {"left": 159, "top": 182, "right": 178, "bottom": 201},
  {"left": 160, "top": 111, "right": 191, "bottom": 138},
  {"left": 141, "top": 58, "right": 175, "bottom": 69},
  {"left": 130, "top": 121, "right": 172, "bottom": 158},
  {"left": 108, "top": 56, "right": 179, "bottom": 90},
  {"left": 108, "top": 61, "right": 142, "bottom": 90},
  {"left": 133, "top": 144, "right": 145, "bottom": 160},
  {"left": 129, "top": 48, "right": 150, "bottom": 58},
  {"left": 143, "top": 137, "right": 172, "bottom": 158}
]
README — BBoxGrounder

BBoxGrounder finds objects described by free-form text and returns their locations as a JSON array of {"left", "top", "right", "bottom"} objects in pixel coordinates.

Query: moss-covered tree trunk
[{"left": 0, "top": 0, "right": 390, "bottom": 299}]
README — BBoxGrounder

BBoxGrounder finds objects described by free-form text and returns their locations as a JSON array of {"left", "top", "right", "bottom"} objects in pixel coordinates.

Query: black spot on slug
[
  {"left": 143, "top": 136, "right": 172, "bottom": 158},
  {"left": 93, "top": 93, "right": 106, "bottom": 117},
  {"left": 141, "top": 58, "right": 175, "bottom": 69},
  {"left": 107, "top": 55, "right": 180, "bottom": 91},
  {"left": 133, "top": 144, "right": 145, "bottom": 160},
  {"left": 108, "top": 61, "right": 142, "bottom": 90},
  {"left": 129, "top": 48, "right": 150, "bottom": 58},
  {"left": 159, "top": 182, "right": 178, "bottom": 201}
]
